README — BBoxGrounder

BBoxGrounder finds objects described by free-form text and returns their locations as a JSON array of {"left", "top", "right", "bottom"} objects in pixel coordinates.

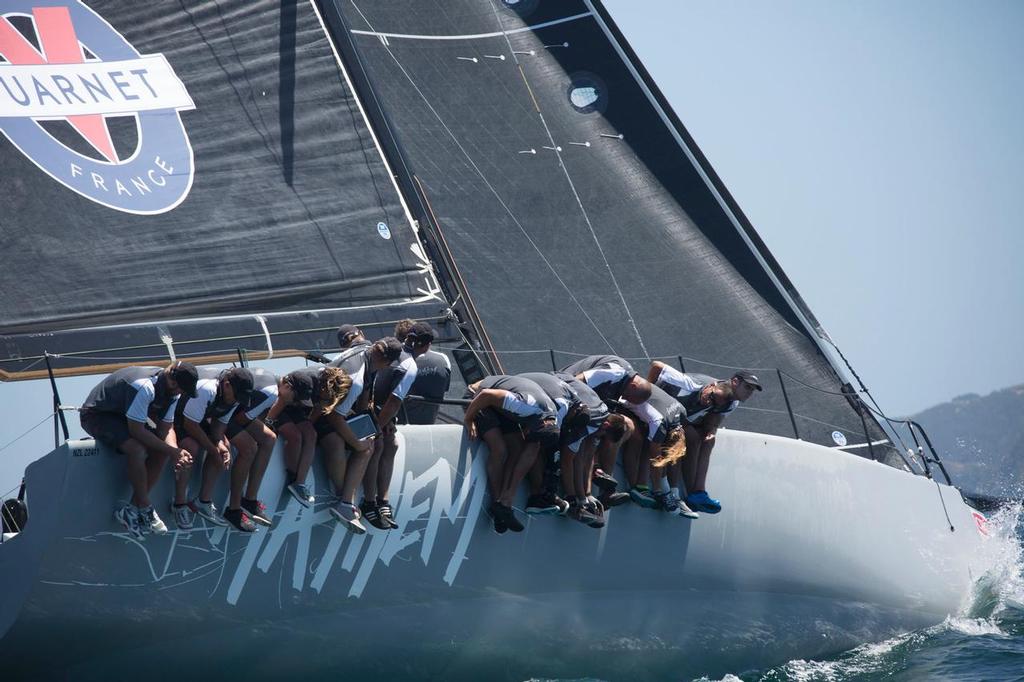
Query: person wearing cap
[
  {"left": 262, "top": 366, "right": 352, "bottom": 509},
  {"left": 320, "top": 337, "right": 403, "bottom": 534},
  {"left": 170, "top": 367, "right": 255, "bottom": 531},
  {"left": 647, "top": 361, "right": 763, "bottom": 513},
  {"left": 79, "top": 362, "right": 198, "bottom": 539},
  {"left": 361, "top": 320, "right": 434, "bottom": 530},
  {"left": 336, "top": 323, "right": 371, "bottom": 353},
  {"left": 223, "top": 367, "right": 280, "bottom": 528},
  {"left": 394, "top": 322, "right": 452, "bottom": 426},
  {"left": 463, "top": 374, "right": 560, "bottom": 534}
]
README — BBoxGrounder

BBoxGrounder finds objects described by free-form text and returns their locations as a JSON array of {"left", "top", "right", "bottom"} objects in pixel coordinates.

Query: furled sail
[
  {"left": 0, "top": 0, "right": 464, "bottom": 379},
  {"left": 320, "top": 0, "right": 899, "bottom": 459}
]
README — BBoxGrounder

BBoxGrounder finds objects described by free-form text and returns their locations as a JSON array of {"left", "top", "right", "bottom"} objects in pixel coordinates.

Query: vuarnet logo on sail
[{"left": 0, "top": 1, "right": 195, "bottom": 214}]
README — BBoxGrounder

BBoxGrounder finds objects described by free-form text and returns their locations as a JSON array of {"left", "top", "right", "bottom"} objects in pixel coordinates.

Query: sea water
[{"left": 534, "top": 504, "right": 1024, "bottom": 682}]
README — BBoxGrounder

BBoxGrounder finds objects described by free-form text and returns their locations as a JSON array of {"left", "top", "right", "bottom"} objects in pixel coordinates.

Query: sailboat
[{"left": 0, "top": 1, "right": 993, "bottom": 678}]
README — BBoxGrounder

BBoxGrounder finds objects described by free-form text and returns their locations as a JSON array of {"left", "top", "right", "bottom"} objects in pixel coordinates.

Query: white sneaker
[
  {"left": 666, "top": 491, "right": 699, "bottom": 519},
  {"left": 189, "top": 499, "right": 228, "bottom": 526},
  {"left": 114, "top": 504, "right": 144, "bottom": 539},
  {"left": 171, "top": 503, "right": 195, "bottom": 530},
  {"left": 138, "top": 506, "right": 168, "bottom": 535},
  {"left": 329, "top": 501, "right": 366, "bottom": 535}
]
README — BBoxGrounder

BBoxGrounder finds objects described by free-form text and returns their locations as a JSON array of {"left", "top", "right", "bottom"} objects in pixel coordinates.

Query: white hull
[{"left": 0, "top": 427, "right": 988, "bottom": 679}]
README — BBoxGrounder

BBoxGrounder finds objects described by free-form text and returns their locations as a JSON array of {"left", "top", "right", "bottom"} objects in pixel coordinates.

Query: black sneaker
[
  {"left": 592, "top": 469, "right": 620, "bottom": 494},
  {"left": 360, "top": 500, "right": 390, "bottom": 531},
  {"left": 569, "top": 500, "right": 602, "bottom": 528},
  {"left": 223, "top": 508, "right": 257, "bottom": 533},
  {"left": 488, "top": 501, "right": 508, "bottom": 534},
  {"left": 502, "top": 504, "right": 524, "bottom": 533},
  {"left": 525, "top": 492, "right": 559, "bottom": 515},
  {"left": 583, "top": 498, "right": 606, "bottom": 528},
  {"left": 598, "top": 491, "right": 631, "bottom": 508},
  {"left": 377, "top": 500, "right": 399, "bottom": 529},
  {"left": 241, "top": 497, "right": 272, "bottom": 527}
]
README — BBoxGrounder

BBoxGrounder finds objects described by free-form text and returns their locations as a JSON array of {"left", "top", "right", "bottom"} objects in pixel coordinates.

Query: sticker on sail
[
  {"left": 972, "top": 511, "right": 989, "bottom": 537},
  {"left": 831, "top": 431, "right": 847, "bottom": 446},
  {"left": 567, "top": 72, "right": 608, "bottom": 114},
  {"left": 0, "top": 2, "right": 195, "bottom": 214},
  {"left": 377, "top": 221, "right": 392, "bottom": 240}
]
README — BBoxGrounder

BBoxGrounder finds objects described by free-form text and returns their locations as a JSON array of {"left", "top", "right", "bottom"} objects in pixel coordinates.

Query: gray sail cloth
[
  {"left": 0, "top": 0, "right": 449, "bottom": 376},
  {"left": 327, "top": 0, "right": 894, "bottom": 456}
]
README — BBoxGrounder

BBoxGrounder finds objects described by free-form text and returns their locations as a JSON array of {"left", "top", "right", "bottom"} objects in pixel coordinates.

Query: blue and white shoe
[
  {"left": 628, "top": 485, "right": 659, "bottom": 509},
  {"left": 686, "top": 491, "right": 722, "bottom": 514}
]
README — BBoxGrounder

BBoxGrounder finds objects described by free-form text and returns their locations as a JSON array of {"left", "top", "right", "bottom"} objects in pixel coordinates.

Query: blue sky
[
  {"left": 605, "top": 0, "right": 1024, "bottom": 416},
  {"left": 1, "top": 1, "right": 1021, "bottom": 494}
]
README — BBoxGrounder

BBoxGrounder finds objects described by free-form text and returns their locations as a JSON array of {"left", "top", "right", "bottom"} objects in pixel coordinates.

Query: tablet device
[{"left": 346, "top": 412, "right": 378, "bottom": 441}]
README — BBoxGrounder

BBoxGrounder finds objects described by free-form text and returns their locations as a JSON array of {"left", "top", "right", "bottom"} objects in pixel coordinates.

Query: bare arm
[
  {"left": 463, "top": 389, "right": 506, "bottom": 440},
  {"left": 377, "top": 394, "right": 404, "bottom": 427},
  {"left": 128, "top": 420, "right": 181, "bottom": 459},
  {"left": 326, "top": 411, "right": 372, "bottom": 453},
  {"left": 702, "top": 413, "right": 724, "bottom": 440},
  {"left": 647, "top": 360, "right": 667, "bottom": 384}
]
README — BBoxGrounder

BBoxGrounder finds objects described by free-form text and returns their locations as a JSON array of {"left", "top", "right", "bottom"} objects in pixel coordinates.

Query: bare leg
[
  {"left": 228, "top": 431, "right": 256, "bottom": 510},
  {"left": 295, "top": 421, "right": 317, "bottom": 483},
  {"left": 343, "top": 438, "right": 373, "bottom": 504},
  {"left": 175, "top": 437, "right": 201, "bottom": 505},
  {"left": 500, "top": 441, "right": 539, "bottom": 506},
  {"left": 528, "top": 453, "right": 546, "bottom": 496},
  {"left": 278, "top": 422, "right": 302, "bottom": 479},
  {"left": 244, "top": 421, "right": 276, "bottom": 499},
  {"left": 693, "top": 434, "right": 716, "bottom": 492},
  {"left": 362, "top": 431, "right": 383, "bottom": 501},
  {"left": 622, "top": 423, "right": 646, "bottom": 488},
  {"left": 199, "top": 439, "right": 229, "bottom": 502},
  {"left": 376, "top": 423, "right": 398, "bottom": 502},
  {"left": 482, "top": 428, "right": 508, "bottom": 501},
  {"left": 323, "top": 433, "right": 347, "bottom": 493},
  {"left": 560, "top": 449, "right": 578, "bottom": 499},
  {"left": 120, "top": 439, "right": 150, "bottom": 508},
  {"left": 681, "top": 424, "right": 701, "bottom": 493}
]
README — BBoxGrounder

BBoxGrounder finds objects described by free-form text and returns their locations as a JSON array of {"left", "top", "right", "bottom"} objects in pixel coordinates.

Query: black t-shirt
[
  {"left": 399, "top": 349, "right": 452, "bottom": 425},
  {"left": 560, "top": 354, "right": 638, "bottom": 402},
  {"left": 475, "top": 375, "right": 557, "bottom": 430},
  {"left": 81, "top": 366, "right": 176, "bottom": 423},
  {"left": 620, "top": 384, "right": 684, "bottom": 443}
]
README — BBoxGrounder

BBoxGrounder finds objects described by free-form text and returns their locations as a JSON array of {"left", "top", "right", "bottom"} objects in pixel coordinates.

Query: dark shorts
[
  {"left": 80, "top": 411, "right": 153, "bottom": 451},
  {"left": 173, "top": 417, "right": 217, "bottom": 444},
  {"left": 314, "top": 414, "right": 335, "bottom": 440},
  {"left": 276, "top": 404, "right": 313, "bottom": 427},
  {"left": 226, "top": 408, "right": 268, "bottom": 440}
]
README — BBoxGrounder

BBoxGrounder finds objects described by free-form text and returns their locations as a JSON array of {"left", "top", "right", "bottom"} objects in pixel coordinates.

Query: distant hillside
[{"left": 911, "top": 385, "right": 1024, "bottom": 497}]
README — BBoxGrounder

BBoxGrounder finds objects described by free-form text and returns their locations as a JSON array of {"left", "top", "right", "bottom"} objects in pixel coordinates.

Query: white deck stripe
[
  {"left": 350, "top": 12, "right": 592, "bottom": 41},
  {"left": 834, "top": 439, "right": 890, "bottom": 451}
]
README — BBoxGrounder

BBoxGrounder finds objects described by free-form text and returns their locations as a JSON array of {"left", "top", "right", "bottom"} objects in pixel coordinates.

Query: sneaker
[
  {"left": 223, "top": 508, "right": 257, "bottom": 533},
  {"left": 286, "top": 482, "right": 315, "bottom": 508},
  {"left": 378, "top": 500, "right": 399, "bottom": 529},
  {"left": 502, "top": 504, "right": 525, "bottom": 533},
  {"left": 360, "top": 499, "right": 390, "bottom": 531},
  {"left": 488, "top": 501, "right": 508, "bottom": 534},
  {"left": 114, "top": 504, "right": 144, "bottom": 539},
  {"left": 240, "top": 498, "right": 272, "bottom": 527},
  {"left": 592, "top": 469, "right": 620, "bottom": 494},
  {"left": 568, "top": 499, "right": 601, "bottom": 528},
  {"left": 629, "top": 485, "right": 659, "bottom": 509},
  {"left": 138, "top": 505, "right": 168, "bottom": 535},
  {"left": 686, "top": 491, "right": 722, "bottom": 514},
  {"left": 582, "top": 499, "right": 606, "bottom": 528},
  {"left": 330, "top": 501, "right": 367, "bottom": 535},
  {"left": 171, "top": 503, "right": 194, "bottom": 530},
  {"left": 189, "top": 499, "right": 229, "bottom": 526},
  {"left": 664, "top": 491, "right": 699, "bottom": 519},
  {"left": 525, "top": 491, "right": 568, "bottom": 515},
  {"left": 598, "top": 491, "right": 631, "bottom": 508}
]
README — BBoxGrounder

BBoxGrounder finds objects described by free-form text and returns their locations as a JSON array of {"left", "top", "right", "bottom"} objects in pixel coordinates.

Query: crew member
[
  {"left": 80, "top": 362, "right": 198, "bottom": 539},
  {"left": 171, "top": 367, "right": 254, "bottom": 531},
  {"left": 224, "top": 367, "right": 280, "bottom": 528},
  {"left": 322, "top": 337, "right": 403, "bottom": 533},
  {"left": 649, "top": 362, "right": 762, "bottom": 513},
  {"left": 463, "top": 374, "right": 560, "bottom": 534}
]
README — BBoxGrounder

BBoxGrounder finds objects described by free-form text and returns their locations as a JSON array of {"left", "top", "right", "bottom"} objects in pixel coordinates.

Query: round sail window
[{"left": 567, "top": 73, "right": 608, "bottom": 114}]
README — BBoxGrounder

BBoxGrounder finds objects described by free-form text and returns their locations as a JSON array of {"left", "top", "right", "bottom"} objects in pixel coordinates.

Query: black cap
[
  {"left": 224, "top": 367, "right": 255, "bottom": 404},
  {"left": 337, "top": 324, "right": 361, "bottom": 347},
  {"left": 406, "top": 321, "right": 436, "bottom": 345},
  {"left": 732, "top": 370, "right": 763, "bottom": 391},
  {"left": 169, "top": 361, "right": 199, "bottom": 399},
  {"left": 286, "top": 371, "right": 316, "bottom": 407},
  {"left": 376, "top": 336, "right": 403, "bottom": 363}
]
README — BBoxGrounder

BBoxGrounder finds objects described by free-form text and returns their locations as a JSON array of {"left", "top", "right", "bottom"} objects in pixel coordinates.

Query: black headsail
[
  {"left": 316, "top": 0, "right": 901, "bottom": 461},
  {"left": 0, "top": 0, "right": 484, "bottom": 380}
]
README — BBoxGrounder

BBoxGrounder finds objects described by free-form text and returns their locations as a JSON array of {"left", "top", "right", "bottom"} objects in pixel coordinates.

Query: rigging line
[
  {"left": 0, "top": 409, "right": 58, "bottom": 454},
  {"left": 347, "top": 1, "right": 617, "bottom": 355},
  {"left": 349, "top": 11, "right": 592, "bottom": 41},
  {"left": 491, "top": 3, "right": 650, "bottom": 361},
  {"left": 736, "top": 404, "right": 871, "bottom": 436}
]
